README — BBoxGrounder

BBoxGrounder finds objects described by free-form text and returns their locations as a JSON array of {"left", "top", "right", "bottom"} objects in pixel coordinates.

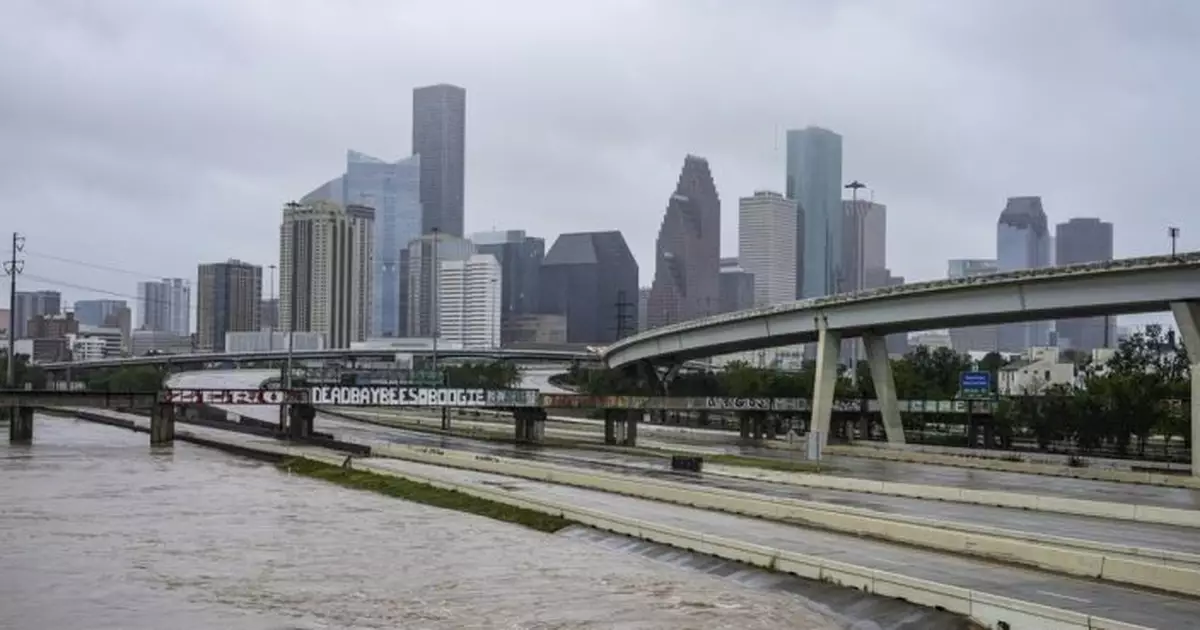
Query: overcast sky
[{"left": 1, "top": 0, "right": 1197, "bottom": 328}]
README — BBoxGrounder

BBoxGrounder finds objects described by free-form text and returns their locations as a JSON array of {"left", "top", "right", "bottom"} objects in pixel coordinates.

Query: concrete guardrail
[
  {"left": 283, "top": 448, "right": 1155, "bottom": 630},
  {"left": 372, "top": 443, "right": 1200, "bottom": 598},
  {"left": 823, "top": 444, "right": 1200, "bottom": 490},
  {"left": 704, "top": 465, "right": 1200, "bottom": 529}
]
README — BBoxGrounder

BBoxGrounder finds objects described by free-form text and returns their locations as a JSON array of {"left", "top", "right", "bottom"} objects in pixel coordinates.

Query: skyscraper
[
  {"left": 302, "top": 150, "right": 422, "bottom": 339},
  {"left": 196, "top": 260, "right": 263, "bottom": 351},
  {"left": 738, "top": 190, "right": 797, "bottom": 306},
  {"left": 996, "top": 197, "right": 1052, "bottom": 351},
  {"left": 438, "top": 254, "right": 502, "bottom": 349},
  {"left": 1056, "top": 217, "right": 1116, "bottom": 351},
  {"left": 718, "top": 258, "right": 755, "bottom": 313},
  {"left": 403, "top": 233, "right": 474, "bottom": 338},
  {"left": 841, "top": 199, "right": 887, "bottom": 293},
  {"left": 947, "top": 259, "right": 1000, "bottom": 352},
  {"left": 345, "top": 151, "right": 421, "bottom": 338},
  {"left": 472, "top": 230, "right": 545, "bottom": 344},
  {"left": 12, "top": 290, "right": 61, "bottom": 339},
  {"left": 279, "top": 200, "right": 375, "bottom": 348},
  {"left": 646, "top": 155, "right": 721, "bottom": 329},
  {"left": 73, "top": 299, "right": 126, "bottom": 328},
  {"left": 137, "top": 279, "right": 189, "bottom": 335},
  {"left": 785, "top": 126, "right": 843, "bottom": 299},
  {"left": 539, "top": 231, "right": 639, "bottom": 344},
  {"left": 413, "top": 84, "right": 466, "bottom": 237}
]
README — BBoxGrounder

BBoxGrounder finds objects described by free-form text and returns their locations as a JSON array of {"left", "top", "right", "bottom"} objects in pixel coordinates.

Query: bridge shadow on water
[{"left": 557, "top": 526, "right": 979, "bottom": 630}]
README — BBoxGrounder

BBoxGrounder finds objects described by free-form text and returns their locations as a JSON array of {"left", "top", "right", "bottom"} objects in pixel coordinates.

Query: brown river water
[{"left": 0, "top": 417, "right": 854, "bottom": 629}]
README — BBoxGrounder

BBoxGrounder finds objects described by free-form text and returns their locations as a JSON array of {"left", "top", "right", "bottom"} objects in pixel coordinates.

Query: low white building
[
  {"left": 74, "top": 325, "right": 124, "bottom": 359},
  {"left": 438, "top": 254, "right": 502, "bottom": 349},
  {"left": 998, "top": 346, "right": 1077, "bottom": 395},
  {"left": 225, "top": 330, "right": 326, "bottom": 353},
  {"left": 69, "top": 336, "right": 108, "bottom": 361},
  {"left": 130, "top": 330, "right": 194, "bottom": 356}
]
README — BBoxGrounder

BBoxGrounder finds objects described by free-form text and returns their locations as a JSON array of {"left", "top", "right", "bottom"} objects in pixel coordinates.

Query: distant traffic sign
[{"left": 960, "top": 371, "right": 992, "bottom": 398}]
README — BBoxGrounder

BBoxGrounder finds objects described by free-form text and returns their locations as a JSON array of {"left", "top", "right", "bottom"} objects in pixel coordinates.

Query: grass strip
[
  {"left": 328, "top": 411, "right": 833, "bottom": 474},
  {"left": 277, "top": 456, "right": 574, "bottom": 533}
]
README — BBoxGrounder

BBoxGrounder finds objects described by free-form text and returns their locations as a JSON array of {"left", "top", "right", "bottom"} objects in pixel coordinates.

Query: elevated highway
[
  {"left": 38, "top": 347, "right": 598, "bottom": 373},
  {"left": 602, "top": 253, "right": 1200, "bottom": 475}
]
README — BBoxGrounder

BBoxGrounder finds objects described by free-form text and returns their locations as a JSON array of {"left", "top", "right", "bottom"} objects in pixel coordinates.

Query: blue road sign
[{"left": 960, "top": 371, "right": 991, "bottom": 398}]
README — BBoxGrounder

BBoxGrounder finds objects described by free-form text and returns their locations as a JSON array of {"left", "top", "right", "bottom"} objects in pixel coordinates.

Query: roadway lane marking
[{"left": 1036, "top": 590, "right": 1092, "bottom": 604}]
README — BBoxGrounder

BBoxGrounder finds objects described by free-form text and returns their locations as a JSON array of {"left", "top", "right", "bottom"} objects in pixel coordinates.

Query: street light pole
[
  {"left": 268, "top": 263, "right": 276, "bottom": 352},
  {"left": 844, "top": 180, "right": 867, "bottom": 374},
  {"left": 281, "top": 201, "right": 301, "bottom": 433},
  {"left": 1169, "top": 226, "right": 1180, "bottom": 257}
]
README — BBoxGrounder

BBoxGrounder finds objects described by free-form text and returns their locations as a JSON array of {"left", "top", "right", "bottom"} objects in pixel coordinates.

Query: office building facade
[
  {"left": 196, "top": 259, "right": 263, "bottom": 352},
  {"left": 786, "top": 126, "right": 843, "bottom": 298},
  {"left": 413, "top": 84, "right": 466, "bottom": 236},
  {"left": 438, "top": 254, "right": 502, "bottom": 349},
  {"left": 404, "top": 232, "right": 474, "bottom": 338},
  {"left": 737, "top": 191, "right": 797, "bottom": 306},
  {"left": 996, "top": 197, "right": 1052, "bottom": 351},
  {"left": 137, "top": 279, "right": 190, "bottom": 335},
  {"left": 841, "top": 199, "right": 887, "bottom": 293},
  {"left": 718, "top": 258, "right": 755, "bottom": 313},
  {"left": 73, "top": 299, "right": 127, "bottom": 328},
  {"left": 472, "top": 230, "right": 545, "bottom": 343},
  {"left": 1055, "top": 217, "right": 1116, "bottom": 351},
  {"left": 539, "top": 231, "right": 639, "bottom": 344},
  {"left": 279, "top": 200, "right": 375, "bottom": 348},
  {"left": 12, "top": 290, "right": 62, "bottom": 339},
  {"left": 947, "top": 258, "right": 1000, "bottom": 352},
  {"left": 646, "top": 155, "right": 721, "bottom": 329}
]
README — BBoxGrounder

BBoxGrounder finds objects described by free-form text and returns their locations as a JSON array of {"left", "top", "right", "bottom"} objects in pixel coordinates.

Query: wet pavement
[
  {"left": 360, "top": 455, "right": 1200, "bottom": 630},
  {"left": 1, "top": 417, "right": 866, "bottom": 630}
]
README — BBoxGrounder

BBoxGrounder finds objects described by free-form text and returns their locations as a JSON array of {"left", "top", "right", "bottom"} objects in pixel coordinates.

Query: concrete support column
[
  {"left": 514, "top": 409, "right": 546, "bottom": 444},
  {"left": 623, "top": 409, "right": 638, "bottom": 446},
  {"left": 863, "top": 333, "right": 905, "bottom": 445},
  {"left": 150, "top": 404, "right": 176, "bottom": 445},
  {"left": 603, "top": 409, "right": 617, "bottom": 445},
  {"left": 809, "top": 324, "right": 841, "bottom": 448},
  {"left": 8, "top": 406, "right": 33, "bottom": 443},
  {"left": 1169, "top": 301, "right": 1200, "bottom": 477}
]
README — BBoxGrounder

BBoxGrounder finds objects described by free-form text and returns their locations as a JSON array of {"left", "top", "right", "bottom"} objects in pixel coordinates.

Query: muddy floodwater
[{"left": 0, "top": 418, "right": 847, "bottom": 629}]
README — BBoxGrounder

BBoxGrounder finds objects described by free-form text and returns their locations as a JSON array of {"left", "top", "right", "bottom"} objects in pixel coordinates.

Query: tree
[
  {"left": 86, "top": 365, "right": 163, "bottom": 391},
  {"left": 444, "top": 361, "right": 520, "bottom": 389},
  {"left": 0, "top": 354, "right": 46, "bottom": 389}
]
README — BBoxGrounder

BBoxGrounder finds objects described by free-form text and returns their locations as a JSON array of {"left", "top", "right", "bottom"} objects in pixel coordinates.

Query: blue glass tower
[{"left": 785, "top": 127, "right": 843, "bottom": 299}]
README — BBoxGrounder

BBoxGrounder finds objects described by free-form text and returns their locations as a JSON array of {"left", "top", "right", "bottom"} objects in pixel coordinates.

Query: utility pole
[
  {"left": 1169, "top": 226, "right": 1180, "bottom": 257},
  {"left": 4, "top": 232, "right": 25, "bottom": 388},
  {"left": 614, "top": 289, "right": 635, "bottom": 340}
]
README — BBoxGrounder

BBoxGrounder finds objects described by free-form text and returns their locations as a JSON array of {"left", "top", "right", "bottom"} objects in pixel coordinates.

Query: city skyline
[{"left": 3, "top": 1, "right": 1195, "bottom": 336}]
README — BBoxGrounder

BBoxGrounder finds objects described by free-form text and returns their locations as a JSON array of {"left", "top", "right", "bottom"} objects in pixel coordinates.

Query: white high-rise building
[
  {"left": 404, "top": 233, "right": 474, "bottom": 338},
  {"left": 279, "top": 200, "right": 375, "bottom": 348},
  {"left": 737, "top": 191, "right": 797, "bottom": 306},
  {"left": 136, "top": 278, "right": 190, "bottom": 335},
  {"left": 437, "top": 254, "right": 502, "bottom": 349}
]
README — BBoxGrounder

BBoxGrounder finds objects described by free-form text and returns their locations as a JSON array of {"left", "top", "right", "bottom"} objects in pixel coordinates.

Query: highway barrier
[
  {"left": 288, "top": 448, "right": 1153, "bottom": 630},
  {"left": 824, "top": 444, "right": 1200, "bottom": 489},
  {"left": 703, "top": 464, "right": 1200, "bottom": 529},
  {"left": 371, "top": 443, "right": 1200, "bottom": 598}
]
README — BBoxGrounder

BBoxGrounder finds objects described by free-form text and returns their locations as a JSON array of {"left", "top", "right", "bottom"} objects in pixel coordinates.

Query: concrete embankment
[
  {"left": 48, "top": 409, "right": 1180, "bottom": 629},
  {"left": 368, "top": 443, "right": 1200, "bottom": 598}
]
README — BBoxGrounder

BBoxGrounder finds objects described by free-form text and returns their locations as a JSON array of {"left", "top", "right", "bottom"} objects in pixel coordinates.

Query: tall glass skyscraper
[
  {"left": 785, "top": 127, "right": 843, "bottom": 299},
  {"left": 1055, "top": 217, "right": 1115, "bottom": 351},
  {"left": 303, "top": 150, "right": 422, "bottom": 338},
  {"left": 646, "top": 155, "right": 721, "bottom": 329},
  {"left": 996, "top": 197, "right": 1052, "bottom": 351},
  {"left": 413, "top": 84, "right": 466, "bottom": 237}
]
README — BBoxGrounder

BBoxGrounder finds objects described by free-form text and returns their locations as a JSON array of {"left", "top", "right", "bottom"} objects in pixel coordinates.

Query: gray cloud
[{"left": 1, "top": 0, "right": 1196, "bottom": 330}]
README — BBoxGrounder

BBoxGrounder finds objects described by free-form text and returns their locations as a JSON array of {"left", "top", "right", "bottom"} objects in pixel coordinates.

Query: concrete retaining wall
[
  {"left": 372, "top": 443, "right": 1200, "bottom": 598},
  {"left": 824, "top": 444, "right": 1200, "bottom": 489},
  {"left": 838, "top": 441, "right": 1191, "bottom": 473},
  {"left": 705, "top": 464, "right": 1200, "bottom": 529}
]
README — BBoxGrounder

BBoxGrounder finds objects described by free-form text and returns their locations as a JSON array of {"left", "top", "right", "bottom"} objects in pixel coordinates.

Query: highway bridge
[
  {"left": 38, "top": 346, "right": 600, "bottom": 373},
  {"left": 602, "top": 253, "right": 1200, "bottom": 475}
]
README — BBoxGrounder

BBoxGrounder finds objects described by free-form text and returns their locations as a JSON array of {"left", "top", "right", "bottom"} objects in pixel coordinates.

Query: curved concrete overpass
[
  {"left": 601, "top": 253, "right": 1200, "bottom": 476},
  {"left": 603, "top": 253, "right": 1200, "bottom": 368},
  {"left": 41, "top": 347, "right": 597, "bottom": 372}
]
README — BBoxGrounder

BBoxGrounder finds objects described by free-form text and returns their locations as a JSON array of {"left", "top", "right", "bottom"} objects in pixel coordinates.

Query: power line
[
  {"left": 23, "top": 250, "right": 172, "bottom": 280},
  {"left": 19, "top": 273, "right": 177, "bottom": 308}
]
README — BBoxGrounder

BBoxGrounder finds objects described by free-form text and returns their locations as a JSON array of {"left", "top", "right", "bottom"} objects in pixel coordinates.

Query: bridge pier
[
  {"left": 150, "top": 404, "right": 176, "bottom": 445},
  {"left": 514, "top": 408, "right": 546, "bottom": 444},
  {"left": 809, "top": 324, "right": 841, "bottom": 450},
  {"left": 1170, "top": 301, "right": 1200, "bottom": 477},
  {"left": 7, "top": 406, "right": 33, "bottom": 443},
  {"left": 863, "top": 333, "right": 905, "bottom": 445},
  {"left": 603, "top": 409, "right": 638, "bottom": 446}
]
